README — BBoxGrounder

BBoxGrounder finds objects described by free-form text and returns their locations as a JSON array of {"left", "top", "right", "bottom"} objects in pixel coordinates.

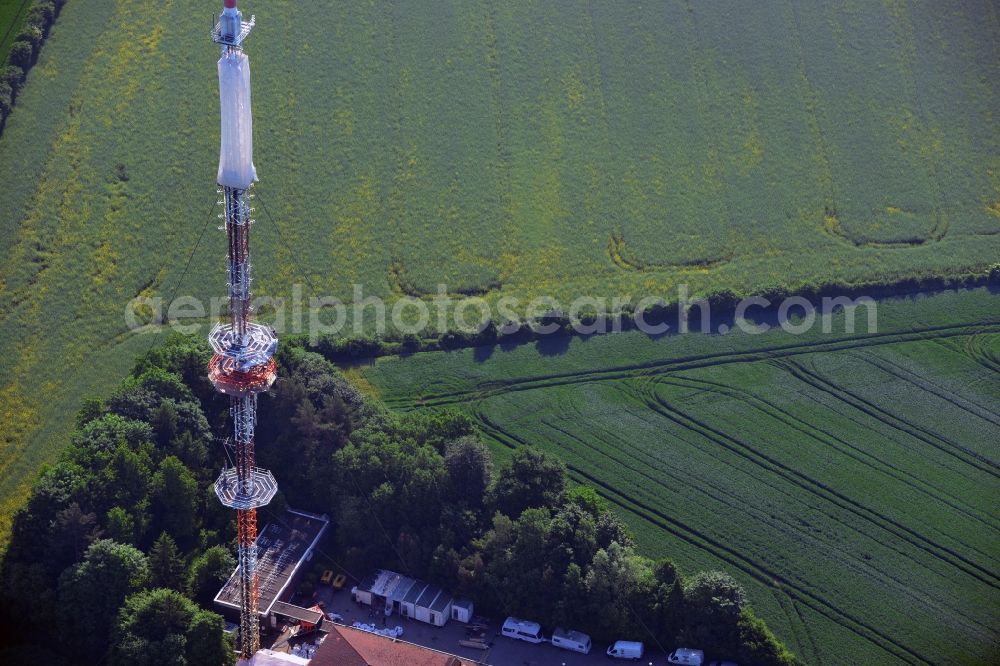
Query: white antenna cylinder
[{"left": 217, "top": 52, "right": 257, "bottom": 189}]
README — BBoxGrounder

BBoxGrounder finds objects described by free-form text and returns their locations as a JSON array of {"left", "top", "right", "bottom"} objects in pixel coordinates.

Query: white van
[
  {"left": 607, "top": 640, "right": 644, "bottom": 659},
  {"left": 551, "top": 627, "right": 592, "bottom": 654},
  {"left": 501, "top": 617, "right": 545, "bottom": 644},
  {"left": 668, "top": 647, "right": 706, "bottom": 665}
]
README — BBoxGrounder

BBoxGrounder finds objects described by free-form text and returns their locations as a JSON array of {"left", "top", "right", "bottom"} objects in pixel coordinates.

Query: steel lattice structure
[{"left": 209, "top": 1, "right": 276, "bottom": 661}]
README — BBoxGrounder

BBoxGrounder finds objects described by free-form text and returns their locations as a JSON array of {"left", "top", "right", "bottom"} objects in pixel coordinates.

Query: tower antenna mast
[{"left": 209, "top": 1, "right": 277, "bottom": 661}]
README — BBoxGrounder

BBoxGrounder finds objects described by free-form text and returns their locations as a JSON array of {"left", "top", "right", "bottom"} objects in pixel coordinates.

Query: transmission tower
[{"left": 209, "top": 1, "right": 277, "bottom": 661}]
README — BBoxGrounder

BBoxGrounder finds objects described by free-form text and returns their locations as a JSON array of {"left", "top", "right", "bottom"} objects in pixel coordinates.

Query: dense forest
[{"left": 0, "top": 334, "right": 795, "bottom": 664}]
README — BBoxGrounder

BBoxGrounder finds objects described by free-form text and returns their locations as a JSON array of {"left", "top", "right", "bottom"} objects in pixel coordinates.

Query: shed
[
  {"left": 414, "top": 583, "right": 451, "bottom": 626},
  {"left": 355, "top": 569, "right": 454, "bottom": 627},
  {"left": 271, "top": 601, "right": 324, "bottom": 631},
  {"left": 428, "top": 588, "right": 452, "bottom": 627},
  {"left": 450, "top": 598, "right": 474, "bottom": 624},
  {"left": 401, "top": 579, "right": 428, "bottom": 619},
  {"left": 354, "top": 569, "right": 415, "bottom": 609}
]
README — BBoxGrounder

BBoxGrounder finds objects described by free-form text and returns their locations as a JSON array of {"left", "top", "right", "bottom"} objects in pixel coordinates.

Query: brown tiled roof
[
  {"left": 310, "top": 625, "right": 468, "bottom": 666},
  {"left": 308, "top": 626, "right": 367, "bottom": 666}
]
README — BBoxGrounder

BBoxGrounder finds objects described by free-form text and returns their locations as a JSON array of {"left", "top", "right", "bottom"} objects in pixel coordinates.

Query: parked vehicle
[
  {"left": 320, "top": 570, "right": 333, "bottom": 585},
  {"left": 332, "top": 574, "right": 347, "bottom": 590},
  {"left": 501, "top": 617, "right": 545, "bottom": 644},
  {"left": 668, "top": 647, "right": 705, "bottom": 665},
  {"left": 606, "top": 640, "right": 644, "bottom": 659},
  {"left": 551, "top": 627, "right": 592, "bottom": 654}
]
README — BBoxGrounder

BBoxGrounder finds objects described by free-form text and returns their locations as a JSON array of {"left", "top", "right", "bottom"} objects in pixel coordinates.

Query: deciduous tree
[
  {"left": 58, "top": 539, "right": 148, "bottom": 662},
  {"left": 187, "top": 545, "right": 235, "bottom": 605},
  {"left": 487, "top": 446, "right": 565, "bottom": 518},
  {"left": 112, "top": 588, "right": 231, "bottom": 666},
  {"left": 9, "top": 42, "right": 34, "bottom": 70}
]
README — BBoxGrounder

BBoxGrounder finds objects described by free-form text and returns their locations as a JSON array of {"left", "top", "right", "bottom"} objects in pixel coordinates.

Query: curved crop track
[{"left": 607, "top": 233, "right": 732, "bottom": 272}]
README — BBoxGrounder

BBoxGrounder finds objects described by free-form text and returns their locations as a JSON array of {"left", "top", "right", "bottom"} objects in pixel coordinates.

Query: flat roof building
[{"left": 215, "top": 508, "right": 330, "bottom": 624}]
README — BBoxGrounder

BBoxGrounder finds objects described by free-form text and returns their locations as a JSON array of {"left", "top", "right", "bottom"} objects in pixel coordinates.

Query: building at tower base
[{"left": 213, "top": 508, "right": 331, "bottom": 628}]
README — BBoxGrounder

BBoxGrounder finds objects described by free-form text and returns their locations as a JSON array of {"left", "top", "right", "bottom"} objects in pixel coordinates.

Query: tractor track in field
[
  {"left": 787, "top": 0, "right": 948, "bottom": 250},
  {"left": 474, "top": 406, "right": 936, "bottom": 665},
  {"left": 555, "top": 384, "right": 999, "bottom": 627},
  {"left": 544, "top": 388, "right": 875, "bottom": 570},
  {"left": 474, "top": 388, "right": 997, "bottom": 658},
  {"left": 790, "top": 599, "right": 822, "bottom": 666},
  {"left": 929, "top": 334, "right": 1000, "bottom": 377},
  {"left": 851, "top": 350, "right": 1000, "bottom": 427},
  {"left": 381, "top": 321, "right": 1000, "bottom": 410},
  {"left": 778, "top": 359, "right": 999, "bottom": 476},
  {"left": 482, "top": 0, "right": 517, "bottom": 287},
  {"left": 773, "top": 592, "right": 822, "bottom": 665},
  {"left": 963, "top": 334, "right": 1000, "bottom": 374},
  {"left": 574, "top": 466, "right": 934, "bottom": 665},
  {"left": 378, "top": 321, "right": 1000, "bottom": 664},
  {"left": 639, "top": 380, "right": 1000, "bottom": 594},
  {"left": 772, "top": 594, "right": 811, "bottom": 664},
  {"left": 657, "top": 373, "right": 1000, "bottom": 538}
]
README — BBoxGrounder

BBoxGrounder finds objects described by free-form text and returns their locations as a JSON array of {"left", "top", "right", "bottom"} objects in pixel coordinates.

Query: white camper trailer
[
  {"left": 668, "top": 647, "right": 706, "bottom": 665},
  {"left": 551, "top": 627, "right": 592, "bottom": 654},
  {"left": 501, "top": 617, "right": 545, "bottom": 644},
  {"left": 607, "top": 640, "right": 644, "bottom": 659}
]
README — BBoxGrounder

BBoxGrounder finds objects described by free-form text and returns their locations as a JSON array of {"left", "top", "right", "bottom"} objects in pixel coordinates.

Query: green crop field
[
  {"left": 0, "top": 0, "right": 32, "bottom": 63},
  {"left": 0, "top": 0, "right": 997, "bottom": 570},
  {"left": 359, "top": 289, "right": 1000, "bottom": 665}
]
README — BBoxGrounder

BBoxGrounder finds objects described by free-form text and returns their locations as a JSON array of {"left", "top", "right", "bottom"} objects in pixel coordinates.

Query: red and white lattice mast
[{"left": 209, "top": 1, "right": 277, "bottom": 661}]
